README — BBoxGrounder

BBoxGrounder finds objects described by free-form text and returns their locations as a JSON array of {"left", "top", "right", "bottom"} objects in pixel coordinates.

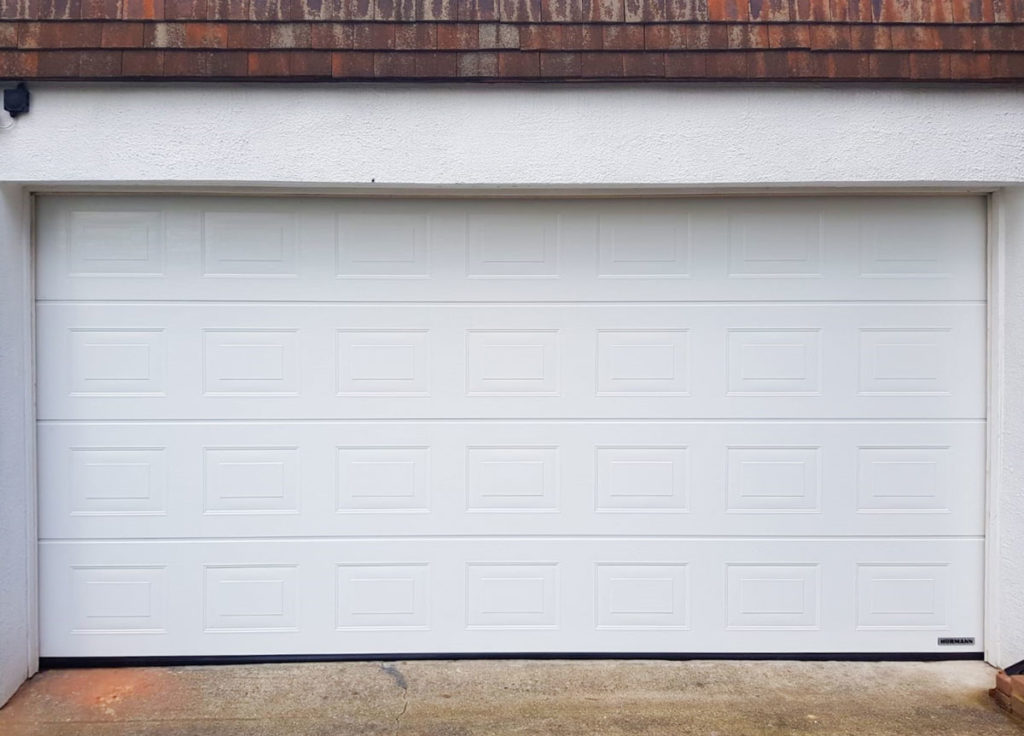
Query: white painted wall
[
  {"left": 1, "top": 83, "right": 1024, "bottom": 705},
  {"left": 0, "top": 84, "right": 1023, "bottom": 186},
  {"left": 990, "top": 188, "right": 1024, "bottom": 670},
  {"left": 0, "top": 184, "right": 35, "bottom": 706}
]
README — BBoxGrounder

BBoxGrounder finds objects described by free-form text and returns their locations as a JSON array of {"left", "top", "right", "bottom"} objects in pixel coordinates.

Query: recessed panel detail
[
  {"left": 69, "top": 329, "right": 166, "bottom": 396},
  {"left": 856, "top": 564, "right": 948, "bottom": 629},
  {"left": 727, "top": 329, "right": 821, "bottom": 395},
  {"left": 336, "top": 564, "right": 429, "bottom": 629},
  {"left": 203, "top": 330, "right": 299, "bottom": 395},
  {"left": 67, "top": 210, "right": 164, "bottom": 276},
  {"left": 859, "top": 329, "right": 952, "bottom": 395},
  {"left": 597, "top": 212, "right": 690, "bottom": 277},
  {"left": 70, "top": 447, "right": 166, "bottom": 515},
  {"left": 596, "top": 447, "right": 689, "bottom": 511},
  {"left": 466, "top": 564, "right": 558, "bottom": 629},
  {"left": 727, "top": 447, "right": 820, "bottom": 512},
  {"left": 466, "top": 446, "right": 559, "bottom": 511},
  {"left": 727, "top": 564, "right": 819, "bottom": 629},
  {"left": 859, "top": 211, "right": 953, "bottom": 278},
  {"left": 597, "top": 330, "right": 689, "bottom": 395},
  {"left": 336, "top": 447, "right": 430, "bottom": 512},
  {"left": 857, "top": 446, "right": 950, "bottom": 512},
  {"left": 70, "top": 566, "right": 166, "bottom": 633},
  {"left": 203, "top": 211, "right": 297, "bottom": 276},
  {"left": 204, "top": 447, "right": 299, "bottom": 514},
  {"left": 337, "top": 330, "right": 429, "bottom": 396},
  {"left": 728, "top": 209, "right": 823, "bottom": 277},
  {"left": 336, "top": 212, "right": 430, "bottom": 277},
  {"left": 466, "top": 330, "right": 559, "bottom": 395},
  {"left": 467, "top": 213, "right": 558, "bottom": 277},
  {"left": 596, "top": 564, "right": 689, "bottom": 629},
  {"left": 204, "top": 565, "right": 298, "bottom": 632}
]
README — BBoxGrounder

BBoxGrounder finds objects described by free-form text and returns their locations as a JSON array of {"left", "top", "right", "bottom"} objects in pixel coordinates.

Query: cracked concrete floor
[{"left": 0, "top": 660, "right": 1019, "bottom": 736}]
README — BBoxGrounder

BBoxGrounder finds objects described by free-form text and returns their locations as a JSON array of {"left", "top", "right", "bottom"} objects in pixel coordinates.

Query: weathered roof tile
[{"left": 1, "top": 0, "right": 1023, "bottom": 80}]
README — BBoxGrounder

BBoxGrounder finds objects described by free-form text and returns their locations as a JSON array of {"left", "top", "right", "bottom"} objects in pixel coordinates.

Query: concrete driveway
[{"left": 0, "top": 659, "right": 1018, "bottom": 735}]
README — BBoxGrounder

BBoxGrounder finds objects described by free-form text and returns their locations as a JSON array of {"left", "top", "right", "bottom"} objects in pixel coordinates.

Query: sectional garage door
[{"left": 36, "top": 195, "right": 986, "bottom": 657}]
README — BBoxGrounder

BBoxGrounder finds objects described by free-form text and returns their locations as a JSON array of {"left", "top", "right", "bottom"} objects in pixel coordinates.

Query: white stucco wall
[
  {"left": 992, "top": 188, "right": 1024, "bottom": 671},
  {"left": 0, "top": 184, "right": 34, "bottom": 707},
  {"left": 2, "top": 83, "right": 1024, "bottom": 704},
  {"left": 2, "top": 83, "right": 1024, "bottom": 186}
]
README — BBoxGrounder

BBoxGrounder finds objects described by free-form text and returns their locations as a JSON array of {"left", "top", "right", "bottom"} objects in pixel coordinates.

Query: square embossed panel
[
  {"left": 68, "top": 565, "right": 167, "bottom": 633},
  {"left": 466, "top": 563, "right": 559, "bottom": 630},
  {"left": 202, "top": 329, "right": 299, "bottom": 396},
  {"left": 68, "top": 329, "right": 167, "bottom": 396},
  {"left": 727, "top": 447, "right": 820, "bottom": 513},
  {"left": 596, "top": 330, "right": 689, "bottom": 396},
  {"left": 336, "top": 330, "right": 430, "bottom": 396},
  {"left": 336, "top": 211, "right": 430, "bottom": 278},
  {"left": 727, "top": 205, "right": 823, "bottom": 278},
  {"left": 466, "top": 210, "right": 559, "bottom": 278},
  {"left": 727, "top": 564, "right": 820, "bottom": 630},
  {"left": 596, "top": 564, "right": 690, "bottom": 630},
  {"left": 202, "top": 211, "right": 297, "bottom": 277},
  {"left": 70, "top": 447, "right": 166, "bottom": 516},
  {"left": 204, "top": 565, "right": 299, "bottom": 632},
  {"left": 336, "top": 447, "right": 430, "bottom": 512},
  {"left": 856, "top": 564, "right": 950, "bottom": 630},
  {"left": 596, "top": 447, "right": 689, "bottom": 512},
  {"left": 858, "top": 329, "right": 953, "bottom": 396},
  {"left": 466, "top": 446, "right": 559, "bottom": 512},
  {"left": 727, "top": 329, "right": 822, "bottom": 396},
  {"left": 336, "top": 564, "right": 429, "bottom": 630},
  {"left": 204, "top": 447, "right": 299, "bottom": 514},
  {"left": 597, "top": 209, "right": 690, "bottom": 278},
  {"left": 857, "top": 446, "right": 952, "bottom": 513},
  {"left": 36, "top": 195, "right": 986, "bottom": 656},
  {"left": 67, "top": 210, "right": 164, "bottom": 277},
  {"left": 465, "top": 330, "right": 560, "bottom": 396}
]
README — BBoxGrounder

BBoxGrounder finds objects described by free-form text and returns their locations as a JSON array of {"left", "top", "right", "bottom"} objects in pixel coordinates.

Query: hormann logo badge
[{"left": 938, "top": 637, "right": 976, "bottom": 646}]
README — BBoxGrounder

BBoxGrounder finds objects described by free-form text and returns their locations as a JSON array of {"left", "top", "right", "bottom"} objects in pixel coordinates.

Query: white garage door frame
[
  {"left": 3, "top": 84, "right": 1024, "bottom": 705},
  {"left": 5, "top": 186, "right": 1011, "bottom": 664},
  {"left": 30, "top": 193, "right": 991, "bottom": 661}
]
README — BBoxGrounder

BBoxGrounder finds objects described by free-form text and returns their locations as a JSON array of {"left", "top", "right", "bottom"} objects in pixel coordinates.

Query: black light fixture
[{"left": 3, "top": 83, "right": 29, "bottom": 119}]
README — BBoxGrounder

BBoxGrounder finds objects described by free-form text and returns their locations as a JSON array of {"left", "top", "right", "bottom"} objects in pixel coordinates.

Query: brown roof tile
[{"left": 0, "top": 0, "right": 1023, "bottom": 80}]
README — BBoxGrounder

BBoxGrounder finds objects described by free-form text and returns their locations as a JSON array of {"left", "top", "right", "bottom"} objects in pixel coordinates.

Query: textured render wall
[
  {"left": 995, "top": 189, "right": 1024, "bottom": 669},
  {"left": 2, "top": 84, "right": 1024, "bottom": 185},
  {"left": 0, "top": 184, "right": 33, "bottom": 706},
  {"left": 2, "top": 85, "right": 1024, "bottom": 704}
]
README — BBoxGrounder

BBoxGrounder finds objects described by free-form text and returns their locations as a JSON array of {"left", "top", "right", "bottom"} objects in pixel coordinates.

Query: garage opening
[{"left": 35, "top": 195, "right": 986, "bottom": 658}]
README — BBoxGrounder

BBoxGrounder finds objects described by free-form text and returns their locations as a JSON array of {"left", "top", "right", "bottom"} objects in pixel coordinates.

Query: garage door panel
[
  {"left": 39, "top": 539, "right": 983, "bottom": 656},
  {"left": 39, "top": 421, "right": 984, "bottom": 539},
  {"left": 37, "top": 303, "right": 985, "bottom": 420},
  {"left": 37, "top": 194, "right": 987, "bottom": 657},
  {"left": 36, "top": 196, "right": 986, "bottom": 303}
]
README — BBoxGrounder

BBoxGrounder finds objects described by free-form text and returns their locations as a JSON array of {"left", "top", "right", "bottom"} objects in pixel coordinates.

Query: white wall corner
[
  {"left": 989, "top": 187, "right": 1024, "bottom": 669},
  {"left": 0, "top": 184, "right": 36, "bottom": 707}
]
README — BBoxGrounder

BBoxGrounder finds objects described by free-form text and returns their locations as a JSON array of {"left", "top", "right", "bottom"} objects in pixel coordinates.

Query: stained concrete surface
[{"left": 0, "top": 660, "right": 1018, "bottom": 736}]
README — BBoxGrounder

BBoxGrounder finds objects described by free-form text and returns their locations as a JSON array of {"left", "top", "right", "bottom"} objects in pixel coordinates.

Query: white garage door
[{"left": 37, "top": 195, "right": 986, "bottom": 657}]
